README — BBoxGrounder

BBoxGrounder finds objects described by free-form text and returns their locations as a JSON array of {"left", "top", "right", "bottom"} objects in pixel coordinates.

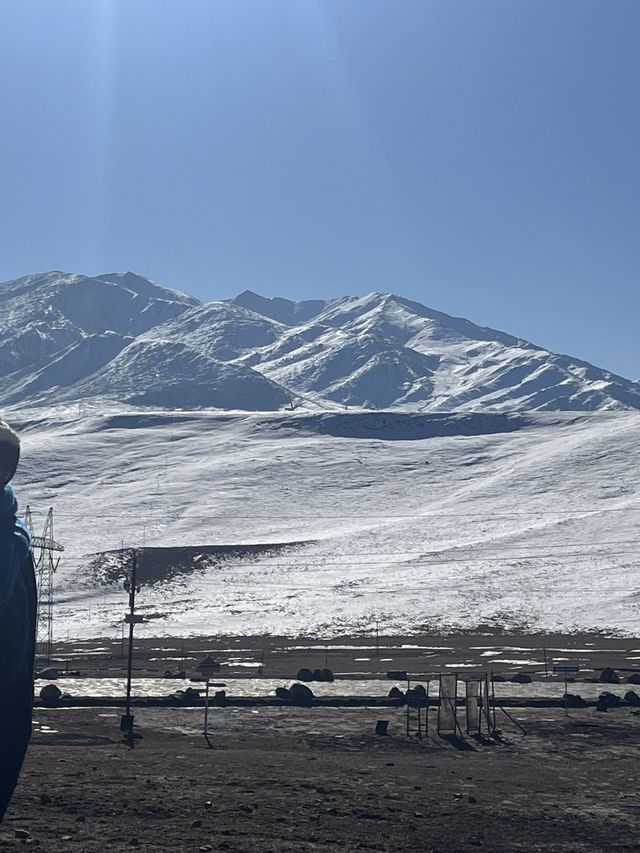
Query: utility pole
[{"left": 121, "top": 551, "right": 142, "bottom": 748}]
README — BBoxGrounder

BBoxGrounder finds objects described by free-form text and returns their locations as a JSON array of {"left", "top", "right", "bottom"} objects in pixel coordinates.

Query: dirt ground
[
  {"left": 45, "top": 630, "right": 640, "bottom": 681},
  {"left": 3, "top": 703, "right": 640, "bottom": 852}
]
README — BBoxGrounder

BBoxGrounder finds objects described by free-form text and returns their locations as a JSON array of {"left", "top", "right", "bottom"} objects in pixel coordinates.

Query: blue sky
[{"left": 0, "top": 1, "right": 638, "bottom": 376}]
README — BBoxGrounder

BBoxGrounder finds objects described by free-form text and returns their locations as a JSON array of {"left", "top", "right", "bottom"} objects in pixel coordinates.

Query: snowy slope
[{"left": 9, "top": 405, "right": 640, "bottom": 639}]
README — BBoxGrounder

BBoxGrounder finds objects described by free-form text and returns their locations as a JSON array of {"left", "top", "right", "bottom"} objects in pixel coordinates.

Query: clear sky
[{"left": 0, "top": 1, "right": 638, "bottom": 377}]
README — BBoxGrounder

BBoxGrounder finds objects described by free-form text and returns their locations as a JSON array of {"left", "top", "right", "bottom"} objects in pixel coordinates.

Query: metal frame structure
[{"left": 25, "top": 506, "right": 64, "bottom": 667}]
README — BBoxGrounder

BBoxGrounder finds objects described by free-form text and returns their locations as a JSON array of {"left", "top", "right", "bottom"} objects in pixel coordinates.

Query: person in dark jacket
[{"left": 0, "top": 419, "right": 36, "bottom": 821}]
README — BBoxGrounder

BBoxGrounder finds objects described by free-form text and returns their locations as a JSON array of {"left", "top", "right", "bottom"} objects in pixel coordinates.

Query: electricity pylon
[{"left": 25, "top": 506, "right": 64, "bottom": 666}]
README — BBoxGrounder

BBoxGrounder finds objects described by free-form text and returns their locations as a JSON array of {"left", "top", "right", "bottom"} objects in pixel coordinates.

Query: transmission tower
[{"left": 25, "top": 506, "right": 65, "bottom": 666}]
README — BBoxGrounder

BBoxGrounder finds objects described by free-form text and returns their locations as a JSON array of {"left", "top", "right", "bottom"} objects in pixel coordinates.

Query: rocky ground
[{"left": 2, "top": 703, "right": 640, "bottom": 852}]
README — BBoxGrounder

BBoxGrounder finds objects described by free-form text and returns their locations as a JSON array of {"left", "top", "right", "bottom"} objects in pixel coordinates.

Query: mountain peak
[
  {"left": 2, "top": 271, "right": 639, "bottom": 414},
  {"left": 231, "top": 290, "right": 327, "bottom": 326}
]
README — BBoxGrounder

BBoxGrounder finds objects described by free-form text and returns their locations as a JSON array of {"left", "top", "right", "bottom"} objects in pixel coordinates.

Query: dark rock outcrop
[{"left": 599, "top": 667, "right": 619, "bottom": 684}]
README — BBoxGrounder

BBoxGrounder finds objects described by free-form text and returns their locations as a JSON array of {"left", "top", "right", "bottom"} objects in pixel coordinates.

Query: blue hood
[{"left": 0, "top": 485, "right": 28, "bottom": 545}]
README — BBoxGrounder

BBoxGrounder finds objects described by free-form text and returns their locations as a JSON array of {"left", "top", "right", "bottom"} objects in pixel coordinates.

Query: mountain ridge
[{"left": 1, "top": 270, "right": 638, "bottom": 413}]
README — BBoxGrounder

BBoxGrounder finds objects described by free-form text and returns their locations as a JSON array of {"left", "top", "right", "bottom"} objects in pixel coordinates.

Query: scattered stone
[
  {"left": 200, "top": 847, "right": 212, "bottom": 852},
  {"left": 511, "top": 673, "right": 532, "bottom": 684},
  {"left": 129, "top": 840, "right": 139, "bottom": 848},
  {"left": 15, "top": 829, "right": 31, "bottom": 840},
  {"left": 37, "top": 668, "right": 58, "bottom": 680},
  {"left": 191, "top": 820, "right": 202, "bottom": 828},
  {"left": 39, "top": 684, "right": 62, "bottom": 707},
  {"left": 375, "top": 720, "right": 389, "bottom": 736},
  {"left": 597, "top": 691, "right": 621, "bottom": 711},
  {"left": 296, "top": 667, "right": 314, "bottom": 682},
  {"left": 406, "top": 688, "right": 426, "bottom": 707},
  {"left": 599, "top": 667, "right": 619, "bottom": 684},
  {"left": 173, "top": 687, "right": 200, "bottom": 704},
  {"left": 289, "top": 682, "right": 314, "bottom": 705},
  {"left": 275, "top": 687, "right": 292, "bottom": 700},
  {"left": 39, "top": 793, "right": 51, "bottom": 805},
  {"left": 624, "top": 690, "right": 640, "bottom": 707},
  {"left": 564, "top": 693, "right": 587, "bottom": 708},
  {"left": 468, "top": 796, "right": 477, "bottom": 803}
]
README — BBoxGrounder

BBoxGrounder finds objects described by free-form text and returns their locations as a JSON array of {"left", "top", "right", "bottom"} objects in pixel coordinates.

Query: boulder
[
  {"left": 39, "top": 684, "right": 62, "bottom": 707},
  {"left": 413, "top": 684, "right": 427, "bottom": 696},
  {"left": 289, "top": 683, "right": 314, "bottom": 705},
  {"left": 627, "top": 673, "right": 640, "bottom": 684},
  {"left": 213, "top": 690, "right": 227, "bottom": 706},
  {"left": 173, "top": 687, "right": 201, "bottom": 704},
  {"left": 406, "top": 688, "right": 427, "bottom": 708},
  {"left": 598, "top": 691, "right": 621, "bottom": 710},
  {"left": 599, "top": 667, "right": 619, "bottom": 684},
  {"left": 624, "top": 690, "right": 640, "bottom": 707},
  {"left": 312, "top": 669, "right": 327, "bottom": 682},
  {"left": 511, "top": 673, "right": 532, "bottom": 684},
  {"left": 296, "top": 668, "right": 314, "bottom": 682},
  {"left": 275, "top": 687, "right": 292, "bottom": 701},
  {"left": 491, "top": 674, "right": 506, "bottom": 682},
  {"left": 37, "top": 668, "right": 58, "bottom": 680},
  {"left": 564, "top": 693, "right": 587, "bottom": 708},
  {"left": 388, "top": 686, "right": 404, "bottom": 701},
  {"left": 322, "top": 668, "right": 334, "bottom": 683}
]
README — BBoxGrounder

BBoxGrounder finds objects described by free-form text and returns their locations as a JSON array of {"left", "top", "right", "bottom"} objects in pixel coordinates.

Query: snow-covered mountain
[{"left": 2, "top": 270, "right": 639, "bottom": 412}]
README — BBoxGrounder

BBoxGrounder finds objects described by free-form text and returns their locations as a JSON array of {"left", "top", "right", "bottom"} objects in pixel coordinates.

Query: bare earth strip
[{"left": 3, "top": 705, "right": 640, "bottom": 852}]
